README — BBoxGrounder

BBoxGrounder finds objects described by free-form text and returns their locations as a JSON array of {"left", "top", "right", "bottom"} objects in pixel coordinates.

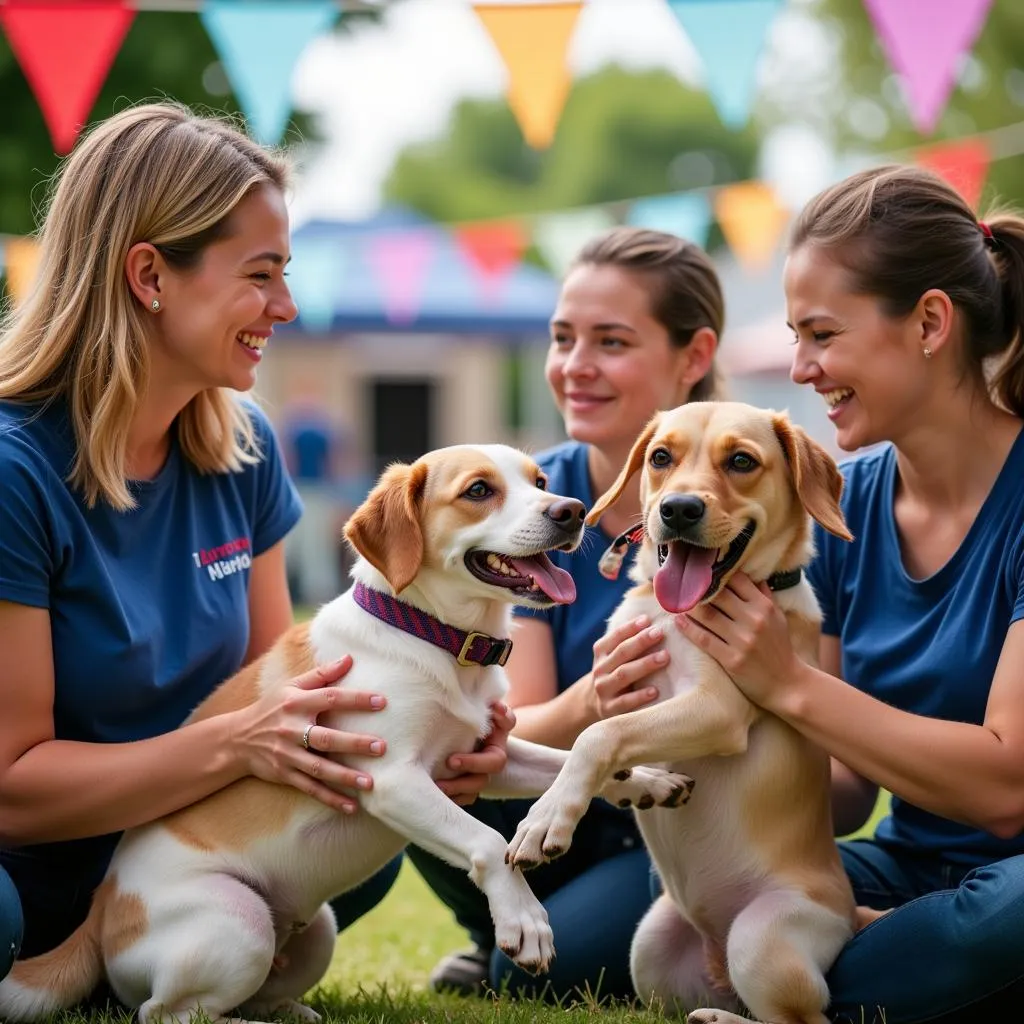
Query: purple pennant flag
[{"left": 861, "top": 0, "right": 994, "bottom": 135}]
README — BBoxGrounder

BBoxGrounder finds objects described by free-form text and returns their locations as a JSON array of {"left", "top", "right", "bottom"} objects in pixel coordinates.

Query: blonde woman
[{"left": 0, "top": 102, "right": 505, "bottom": 992}]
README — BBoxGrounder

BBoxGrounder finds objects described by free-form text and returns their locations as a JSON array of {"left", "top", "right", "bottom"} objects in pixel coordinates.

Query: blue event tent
[{"left": 281, "top": 207, "right": 560, "bottom": 337}]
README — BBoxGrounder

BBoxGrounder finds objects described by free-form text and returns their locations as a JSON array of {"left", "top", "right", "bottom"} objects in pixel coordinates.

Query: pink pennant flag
[
  {"left": 861, "top": 0, "right": 994, "bottom": 135},
  {"left": 367, "top": 230, "right": 437, "bottom": 326}
]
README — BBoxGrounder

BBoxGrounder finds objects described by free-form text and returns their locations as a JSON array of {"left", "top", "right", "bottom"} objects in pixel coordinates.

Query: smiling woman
[
  {"left": 407, "top": 226, "right": 728, "bottom": 1002},
  {"left": 0, "top": 102, "right": 411, "bottom": 998}
]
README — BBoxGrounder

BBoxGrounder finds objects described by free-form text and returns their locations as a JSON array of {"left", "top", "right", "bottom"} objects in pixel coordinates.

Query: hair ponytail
[{"left": 984, "top": 214, "right": 1024, "bottom": 418}]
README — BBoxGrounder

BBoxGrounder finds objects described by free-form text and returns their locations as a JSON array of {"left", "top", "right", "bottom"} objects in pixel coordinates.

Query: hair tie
[{"left": 979, "top": 221, "right": 998, "bottom": 251}]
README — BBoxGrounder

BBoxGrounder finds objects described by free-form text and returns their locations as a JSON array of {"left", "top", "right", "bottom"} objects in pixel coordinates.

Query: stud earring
[
  {"left": 923, "top": 346, "right": 932, "bottom": 359},
  {"left": 151, "top": 299, "right": 161, "bottom": 312}
]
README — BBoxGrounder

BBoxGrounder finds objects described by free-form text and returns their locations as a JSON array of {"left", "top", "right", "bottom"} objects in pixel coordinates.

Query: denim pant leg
[
  {"left": 329, "top": 855, "right": 403, "bottom": 932},
  {"left": 828, "top": 843, "right": 1024, "bottom": 1024},
  {"left": 0, "top": 862, "right": 23, "bottom": 982}
]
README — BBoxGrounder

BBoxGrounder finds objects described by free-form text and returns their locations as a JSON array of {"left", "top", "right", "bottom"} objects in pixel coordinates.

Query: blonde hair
[
  {"left": 571, "top": 227, "right": 726, "bottom": 401},
  {"left": 0, "top": 101, "right": 291, "bottom": 510}
]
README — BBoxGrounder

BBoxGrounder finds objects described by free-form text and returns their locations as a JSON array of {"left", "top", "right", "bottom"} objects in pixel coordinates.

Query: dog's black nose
[
  {"left": 660, "top": 494, "right": 705, "bottom": 530},
  {"left": 544, "top": 497, "right": 586, "bottom": 531}
]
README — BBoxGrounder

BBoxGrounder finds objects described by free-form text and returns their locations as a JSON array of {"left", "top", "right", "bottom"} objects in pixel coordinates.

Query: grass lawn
[{"left": 46, "top": 796, "right": 892, "bottom": 1024}]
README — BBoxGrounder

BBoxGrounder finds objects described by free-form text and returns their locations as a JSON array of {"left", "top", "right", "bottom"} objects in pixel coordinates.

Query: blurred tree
[
  {"left": 383, "top": 65, "right": 760, "bottom": 227},
  {"left": 768, "top": 0, "right": 1024, "bottom": 207},
  {"left": 0, "top": 6, "right": 387, "bottom": 236}
]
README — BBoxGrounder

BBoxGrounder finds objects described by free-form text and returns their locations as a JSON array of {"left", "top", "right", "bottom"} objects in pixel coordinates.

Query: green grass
[{"left": 55, "top": 793, "right": 894, "bottom": 1024}]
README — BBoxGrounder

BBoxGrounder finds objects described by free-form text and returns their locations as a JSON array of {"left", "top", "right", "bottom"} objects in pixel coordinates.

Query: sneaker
[{"left": 429, "top": 945, "right": 491, "bottom": 996}]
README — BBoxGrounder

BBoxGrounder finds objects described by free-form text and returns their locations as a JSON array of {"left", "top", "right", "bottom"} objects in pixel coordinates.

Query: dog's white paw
[
  {"left": 241, "top": 1000, "right": 320, "bottom": 1023},
  {"left": 506, "top": 787, "right": 587, "bottom": 869},
  {"left": 686, "top": 1009, "right": 750, "bottom": 1024},
  {"left": 600, "top": 765, "right": 694, "bottom": 811},
  {"left": 493, "top": 895, "right": 555, "bottom": 975}
]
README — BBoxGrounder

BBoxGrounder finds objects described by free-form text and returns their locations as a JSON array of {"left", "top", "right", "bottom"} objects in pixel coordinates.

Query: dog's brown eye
[
  {"left": 728, "top": 451, "right": 758, "bottom": 473},
  {"left": 650, "top": 448, "right": 672, "bottom": 468},
  {"left": 536, "top": 476, "right": 547, "bottom": 490},
  {"left": 464, "top": 480, "right": 492, "bottom": 500}
]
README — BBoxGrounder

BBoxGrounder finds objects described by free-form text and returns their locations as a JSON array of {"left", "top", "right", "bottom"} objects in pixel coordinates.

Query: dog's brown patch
[
  {"left": 101, "top": 884, "right": 148, "bottom": 960},
  {"left": 166, "top": 624, "right": 316, "bottom": 852},
  {"left": 10, "top": 880, "right": 146, "bottom": 993}
]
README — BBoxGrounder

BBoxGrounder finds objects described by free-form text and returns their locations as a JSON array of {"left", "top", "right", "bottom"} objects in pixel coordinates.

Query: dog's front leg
[
  {"left": 508, "top": 681, "right": 752, "bottom": 869},
  {"left": 363, "top": 767, "right": 553, "bottom": 974},
  {"left": 486, "top": 737, "right": 693, "bottom": 809}
]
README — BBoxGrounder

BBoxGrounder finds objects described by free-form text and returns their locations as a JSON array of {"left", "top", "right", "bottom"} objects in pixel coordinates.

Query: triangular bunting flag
[
  {"left": 861, "top": 0, "right": 995, "bottom": 135},
  {"left": 2, "top": 237, "right": 42, "bottom": 307},
  {"left": 0, "top": 1, "right": 135, "bottom": 155},
  {"left": 627, "top": 192, "right": 713, "bottom": 247},
  {"left": 367, "top": 230, "right": 437, "bottom": 326},
  {"left": 667, "top": 0, "right": 783, "bottom": 129},
  {"left": 454, "top": 221, "right": 528, "bottom": 303},
  {"left": 473, "top": 2, "right": 582, "bottom": 149},
  {"left": 713, "top": 181, "right": 788, "bottom": 269},
  {"left": 533, "top": 207, "right": 616, "bottom": 277},
  {"left": 200, "top": 1, "right": 338, "bottom": 145},
  {"left": 915, "top": 137, "right": 991, "bottom": 211},
  {"left": 288, "top": 235, "right": 351, "bottom": 334}
]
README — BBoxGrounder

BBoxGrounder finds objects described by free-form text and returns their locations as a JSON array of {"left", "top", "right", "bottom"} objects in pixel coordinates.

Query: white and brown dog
[
  {"left": 0, "top": 444, "right": 692, "bottom": 1024},
  {"left": 507, "top": 404, "right": 857, "bottom": 1024}
]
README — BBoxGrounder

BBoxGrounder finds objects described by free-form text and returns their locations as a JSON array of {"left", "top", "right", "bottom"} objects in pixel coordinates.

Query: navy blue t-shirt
[
  {"left": 516, "top": 440, "right": 640, "bottom": 836},
  {"left": 808, "top": 433, "right": 1024, "bottom": 867},
  {"left": 0, "top": 398, "right": 302, "bottom": 870}
]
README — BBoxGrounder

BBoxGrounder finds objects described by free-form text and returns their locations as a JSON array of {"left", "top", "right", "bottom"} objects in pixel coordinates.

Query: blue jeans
[
  {"left": 0, "top": 841, "right": 401, "bottom": 988},
  {"left": 406, "top": 798, "right": 653, "bottom": 1001},
  {"left": 826, "top": 839, "right": 1024, "bottom": 1023}
]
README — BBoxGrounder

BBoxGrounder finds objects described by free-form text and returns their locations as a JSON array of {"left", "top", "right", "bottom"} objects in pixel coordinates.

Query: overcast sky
[{"left": 287, "top": 0, "right": 837, "bottom": 225}]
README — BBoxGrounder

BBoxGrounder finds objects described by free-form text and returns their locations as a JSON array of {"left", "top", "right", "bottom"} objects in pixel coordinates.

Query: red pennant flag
[
  {"left": 454, "top": 221, "right": 528, "bottom": 298},
  {"left": 915, "top": 138, "right": 991, "bottom": 211},
  {"left": 0, "top": 1, "right": 135, "bottom": 155}
]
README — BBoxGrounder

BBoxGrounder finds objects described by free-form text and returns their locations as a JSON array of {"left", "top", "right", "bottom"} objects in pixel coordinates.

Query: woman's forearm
[
  {"left": 510, "top": 678, "right": 596, "bottom": 749},
  {"left": 779, "top": 663, "right": 1024, "bottom": 838},
  {"left": 0, "top": 712, "right": 248, "bottom": 846}
]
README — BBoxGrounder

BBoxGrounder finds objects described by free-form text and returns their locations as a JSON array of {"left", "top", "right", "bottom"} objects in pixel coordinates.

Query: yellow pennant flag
[
  {"left": 713, "top": 181, "right": 789, "bottom": 269},
  {"left": 473, "top": 2, "right": 582, "bottom": 150},
  {"left": 3, "top": 236, "right": 42, "bottom": 306}
]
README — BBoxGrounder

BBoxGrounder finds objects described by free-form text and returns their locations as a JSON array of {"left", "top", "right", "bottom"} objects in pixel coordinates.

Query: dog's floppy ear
[
  {"left": 586, "top": 415, "right": 660, "bottom": 527},
  {"left": 344, "top": 460, "right": 429, "bottom": 593},
  {"left": 772, "top": 414, "right": 853, "bottom": 542}
]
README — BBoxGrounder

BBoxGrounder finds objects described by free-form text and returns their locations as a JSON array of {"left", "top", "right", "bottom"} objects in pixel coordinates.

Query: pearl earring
[
  {"left": 922, "top": 346, "right": 932, "bottom": 359},
  {"left": 151, "top": 299, "right": 161, "bottom": 312}
]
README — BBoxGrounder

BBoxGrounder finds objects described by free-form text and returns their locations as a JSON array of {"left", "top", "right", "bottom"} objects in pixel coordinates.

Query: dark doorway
[{"left": 370, "top": 378, "right": 435, "bottom": 475}]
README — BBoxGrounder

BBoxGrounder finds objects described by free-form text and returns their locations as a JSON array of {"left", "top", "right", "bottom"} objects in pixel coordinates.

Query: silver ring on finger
[{"left": 302, "top": 722, "right": 316, "bottom": 751}]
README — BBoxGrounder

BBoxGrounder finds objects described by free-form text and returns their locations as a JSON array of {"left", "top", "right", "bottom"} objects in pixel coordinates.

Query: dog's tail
[{"left": 0, "top": 882, "right": 107, "bottom": 1020}]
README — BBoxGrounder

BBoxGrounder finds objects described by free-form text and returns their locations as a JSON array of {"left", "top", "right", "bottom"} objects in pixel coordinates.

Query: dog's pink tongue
[
  {"left": 510, "top": 554, "right": 577, "bottom": 604},
  {"left": 653, "top": 542, "right": 715, "bottom": 613}
]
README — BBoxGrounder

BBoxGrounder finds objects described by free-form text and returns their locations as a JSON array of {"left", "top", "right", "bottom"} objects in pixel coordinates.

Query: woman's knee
[{"left": 0, "top": 866, "right": 24, "bottom": 980}]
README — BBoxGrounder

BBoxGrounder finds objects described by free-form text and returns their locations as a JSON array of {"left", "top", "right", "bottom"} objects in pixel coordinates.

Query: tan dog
[
  {"left": 507, "top": 404, "right": 856, "bottom": 1024},
  {"left": 0, "top": 444, "right": 692, "bottom": 1024}
]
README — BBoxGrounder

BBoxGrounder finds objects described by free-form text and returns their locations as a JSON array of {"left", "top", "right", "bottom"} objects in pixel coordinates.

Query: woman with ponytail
[{"left": 647, "top": 165, "right": 1024, "bottom": 1022}]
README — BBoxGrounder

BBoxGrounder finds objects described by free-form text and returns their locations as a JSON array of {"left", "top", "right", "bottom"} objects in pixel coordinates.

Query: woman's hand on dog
[
  {"left": 677, "top": 573, "right": 802, "bottom": 711},
  {"left": 591, "top": 615, "right": 667, "bottom": 719},
  {"left": 437, "top": 701, "right": 515, "bottom": 806},
  {"left": 234, "top": 654, "right": 389, "bottom": 814}
]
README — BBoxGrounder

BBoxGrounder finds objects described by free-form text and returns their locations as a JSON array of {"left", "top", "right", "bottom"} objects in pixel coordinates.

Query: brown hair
[
  {"left": 0, "top": 101, "right": 291, "bottom": 510},
  {"left": 790, "top": 164, "right": 1024, "bottom": 418},
  {"left": 571, "top": 226, "right": 725, "bottom": 401}
]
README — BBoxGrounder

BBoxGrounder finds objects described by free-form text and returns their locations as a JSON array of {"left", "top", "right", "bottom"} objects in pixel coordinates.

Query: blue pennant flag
[
  {"left": 288, "top": 234, "right": 349, "bottom": 334},
  {"left": 200, "top": 1, "right": 338, "bottom": 145},
  {"left": 627, "top": 192, "right": 712, "bottom": 247},
  {"left": 667, "top": 0, "right": 783, "bottom": 129}
]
